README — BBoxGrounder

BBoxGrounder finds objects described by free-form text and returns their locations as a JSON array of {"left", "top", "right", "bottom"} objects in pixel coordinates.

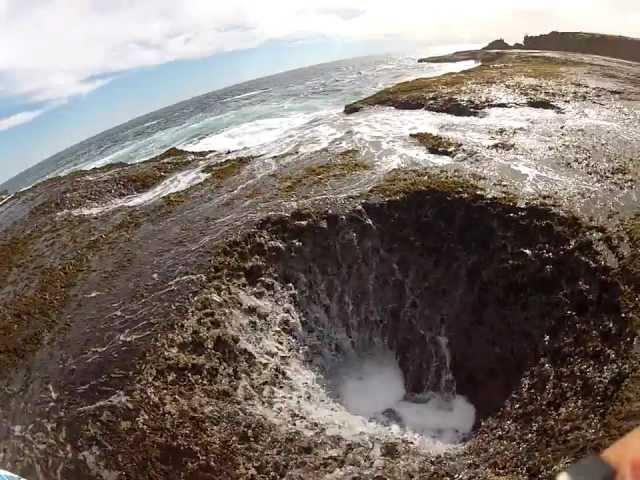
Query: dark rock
[
  {"left": 522, "top": 31, "right": 640, "bottom": 63},
  {"left": 482, "top": 39, "right": 513, "bottom": 50},
  {"left": 393, "top": 98, "right": 426, "bottom": 111},
  {"left": 374, "top": 408, "right": 405, "bottom": 428},
  {"left": 527, "top": 98, "right": 563, "bottom": 112},
  {"left": 489, "top": 141, "right": 515, "bottom": 151},
  {"left": 423, "top": 31, "right": 640, "bottom": 66},
  {"left": 427, "top": 98, "right": 484, "bottom": 117},
  {"left": 418, "top": 50, "right": 501, "bottom": 64},
  {"left": 410, "top": 132, "right": 461, "bottom": 156},
  {"left": 380, "top": 442, "right": 401, "bottom": 458},
  {"left": 344, "top": 103, "right": 364, "bottom": 115},
  {"left": 268, "top": 185, "right": 629, "bottom": 421}
]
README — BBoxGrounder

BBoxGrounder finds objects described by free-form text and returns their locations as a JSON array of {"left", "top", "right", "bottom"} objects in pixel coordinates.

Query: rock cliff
[{"left": 480, "top": 31, "right": 640, "bottom": 63}]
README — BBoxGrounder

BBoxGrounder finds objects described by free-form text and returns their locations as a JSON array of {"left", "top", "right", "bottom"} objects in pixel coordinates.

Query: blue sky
[{"left": 1, "top": 0, "right": 638, "bottom": 185}]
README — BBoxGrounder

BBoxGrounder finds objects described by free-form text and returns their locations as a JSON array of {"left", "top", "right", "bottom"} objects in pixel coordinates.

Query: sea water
[{"left": 1, "top": 56, "right": 477, "bottom": 193}]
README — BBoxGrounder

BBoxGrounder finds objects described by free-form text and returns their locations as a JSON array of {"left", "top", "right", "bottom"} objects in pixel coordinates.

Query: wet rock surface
[
  {"left": 1, "top": 49, "right": 640, "bottom": 480},
  {"left": 347, "top": 51, "right": 620, "bottom": 119},
  {"left": 349, "top": 53, "right": 588, "bottom": 118},
  {"left": 410, "top": 132, "right": 461, "bottom": 156}
]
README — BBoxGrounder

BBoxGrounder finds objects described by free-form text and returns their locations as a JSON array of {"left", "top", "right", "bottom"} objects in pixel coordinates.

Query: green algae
[
  {"left": 278, "top": 150, "right": 370, "bottom": 196},
  {"left": 30, "top": 151, "right": 202, "bottom": 215},
  {"left": 0, "top": 235, "right": 31, "bottom": 289},
  {"left": 0, "top": 210, "right": 146, "bottom": 377},
  {"left": 203, "top": 156, "right": 253, "bottom": 185},
  {"left": 345, "top": 53, "right": 582, "bottom": 115},
  {"left": 368, "top": 168, "right": 483, "bottom": 200},
  {"left": 159, "top": 157, "right": 253, "bottom": 209}
]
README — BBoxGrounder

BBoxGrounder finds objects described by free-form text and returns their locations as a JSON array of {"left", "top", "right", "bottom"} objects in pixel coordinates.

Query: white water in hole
[{"left": 335, "top": 349, "right": 476, "bottom": 444}]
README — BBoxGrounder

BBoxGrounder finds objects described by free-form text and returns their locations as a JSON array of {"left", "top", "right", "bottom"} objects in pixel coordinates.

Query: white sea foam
[
  {"left": 70, "top": 96, "right": 600, "bottom": 214},
  {"left": 142, "top": 119, "right": 162, "bottom": 128},
  {"left": 223, "top": 88, "right": 271, "bottom": 102},
  {"left": 180, "top": 60, "right": 481, "bottom": 163},
  {"left": 73, "top": 166, "right": 209, "bottom": 216},
  {"left": 121, "top": 167, "right": 209, "bottom": 207},
  {"left": 22, "top": 56, "right": 614, "bottom": 203},
  {"left": 0, "top": 194, "right": 13, "bottom": 208},
  {"left": 334, "top": 349, "right": 476, "bottom": 443},
  {"left": 78, "top": 120, "right": 206, "bottom": 173},
  {"left": 13, "top": 57, "right": 484, "bottom": 192},
  {"left": 246, "top": 290, "right": 473, "bottom": 452},
  {"left": 180, "top": 74, "right": 590, "bottom": 178},
  {"left": 181, "top": 113, "right": 319, "bottom": 153},
  {"left": 394, "top": 397, "right": 476, "bottom": 442},
  {"left": 337, "top": 350, "right": 406, "bottom": 418}
]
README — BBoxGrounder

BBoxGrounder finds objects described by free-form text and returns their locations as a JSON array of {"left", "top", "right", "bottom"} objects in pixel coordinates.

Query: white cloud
[
  {"left": 0, "top": 108, "right": 45, "bottom": 131},
  {"left": 2, "top": 72, "right": 115, "bottom": 104},
  {"left": 311, "top": 8, "right": 366, "bottom": 21},
  {"left": 0, "top": 0, "right": 638, "bottom": 111}
]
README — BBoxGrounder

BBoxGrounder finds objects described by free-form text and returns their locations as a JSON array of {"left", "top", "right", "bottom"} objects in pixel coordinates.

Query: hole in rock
[{"left": 260, "top": 190, "right": 625, "bottom": 442}]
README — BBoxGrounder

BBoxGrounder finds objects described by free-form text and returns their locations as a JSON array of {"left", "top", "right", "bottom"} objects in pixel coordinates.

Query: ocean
[{"left": 0, "top": 56, "right": 476, "bottom": 193}]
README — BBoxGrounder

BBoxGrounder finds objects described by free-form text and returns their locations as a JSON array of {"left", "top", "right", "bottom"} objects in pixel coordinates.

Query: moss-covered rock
[
  {"left": 29, "top": 147, "right": 205, "bottom": 215},
  {"left": 278, "top": 149, "right": 370, "bottom": 197},
  {"left": 410, "top": 132, "right": 461, "bottom": 156},
  {"left": 483, "top": 39, "right": 513, "bottom": 50},
  {"left": 345, "top": 52, "right": 582, "bottom": 116},
  {"left": 368, "top": 168, "right": 482, "bottom": 200},
  {"left": 203, "top": 156, "right": 253, "bottom": 186}
]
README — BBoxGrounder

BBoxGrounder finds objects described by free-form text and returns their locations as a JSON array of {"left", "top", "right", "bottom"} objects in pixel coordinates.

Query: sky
[{"left": 0, "top": 0, "right": 639, "bottom": 184}]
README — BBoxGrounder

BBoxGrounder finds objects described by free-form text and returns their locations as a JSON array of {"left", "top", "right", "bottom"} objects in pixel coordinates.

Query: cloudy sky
[{"left": 0, "top": 0, "right": 639, "bottom": 183}]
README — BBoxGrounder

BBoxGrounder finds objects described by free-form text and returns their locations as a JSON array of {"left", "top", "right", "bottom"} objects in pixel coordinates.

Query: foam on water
[
  {"left": 337, "top": 350, "right": 406, "bottom": 417},
  {"left": 181, "top": 113, "right": 320, "bottom": 153},
  {"left": 179, "top": 60, "right": 480, "bottom": 165},
  {"left": 8, "top": 52, "right": 618, "bottom": 209},
  {"left": 80, "top": 121, "right": 196, "bottom": 171},
  {"left": 0, "top": 195, "right": 13, "bottom": 209},
  {"left": 11, "top": 54, "right": 624, "bottom": 201},
  {"left": 58, "top": 87, "right": 610, "bottom": 217},
  {"left": 223, "top": 88, "right": 271, "bottom": 102},
  {"left": 4, "top": 56, "right": 484, "bottom": 194},
  {"left": 334, "top": 349, "right": 475, "bottom": 443},
  {"left": 178, "top": 80, "right": 605, "bottom": 184},
  {"left": 72, "top": 165, "right": 210, "bottom": 216},
  {"left": 241, "top": 289, "right": 474, "bottom": 453}
]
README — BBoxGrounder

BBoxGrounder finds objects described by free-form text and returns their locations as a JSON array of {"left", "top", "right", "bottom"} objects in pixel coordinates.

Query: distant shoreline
[{"left": 420, "top": 31, "right": 640, "bottom": 64}]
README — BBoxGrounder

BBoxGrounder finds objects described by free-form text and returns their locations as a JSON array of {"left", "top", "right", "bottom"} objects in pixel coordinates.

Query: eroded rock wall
[{"left": 522, "top": 32, "right": 640, "bottom": 63}]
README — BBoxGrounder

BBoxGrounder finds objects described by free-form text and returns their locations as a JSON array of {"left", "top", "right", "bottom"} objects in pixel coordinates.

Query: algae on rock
[{"left": 410, "top": 132, "right": 461, "bottom": 156}]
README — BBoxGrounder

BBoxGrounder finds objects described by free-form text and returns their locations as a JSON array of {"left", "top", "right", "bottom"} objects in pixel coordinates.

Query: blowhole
[{"left": 255, "top": 190, "right": 630, "bottom": 462}]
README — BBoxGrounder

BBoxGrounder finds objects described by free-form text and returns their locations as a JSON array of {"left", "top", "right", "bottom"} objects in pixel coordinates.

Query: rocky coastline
[
  {"left": 2, "top": 34, "right": 640, "bottom": 479},
  {"left": 420, "top": 31, "right": 640, "bottom": 64}
]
